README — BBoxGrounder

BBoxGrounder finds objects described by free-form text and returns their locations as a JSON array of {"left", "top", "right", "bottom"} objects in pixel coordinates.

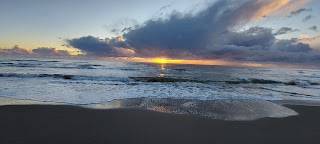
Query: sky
[
  {"left": 1, "top": 0, "right": 320, "bottom": 68},
  {"left": 0, "top": 0, "right": 197, "bottom": 49}
]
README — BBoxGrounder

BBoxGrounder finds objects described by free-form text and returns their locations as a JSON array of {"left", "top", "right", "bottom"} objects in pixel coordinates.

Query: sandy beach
[{"left": 1, "top": 104, "right": 320, "bottom": 144}]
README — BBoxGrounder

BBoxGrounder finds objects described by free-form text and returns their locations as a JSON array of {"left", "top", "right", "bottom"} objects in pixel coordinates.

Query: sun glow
[
  {"left": 122, "top": 57, "right": 286, "bottom": 68},
  {"left": 129, "top": 57, "right": 228, "bottom": 65},
  {"left": 114, "top": 57, "right": 320, "bottom": 69},
  {"left": 151, "top": 58, "right": 183, "bottom": 64}
]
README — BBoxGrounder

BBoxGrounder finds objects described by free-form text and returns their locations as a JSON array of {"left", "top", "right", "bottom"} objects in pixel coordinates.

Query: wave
[
  {"left": 77, "top": 64, "right": 103, "bottom": 69},
  {"left": 1, "top": 72, "right": 318, "bottom": 88},
  {"left": 129, "top": 77, "right": 320, "bottom": 86},
  {"left": 11, "top": 59, "right": 39, "bottom": 62},
  {"left": 42, "top": 60, "right": 60, "bottom": 63},
  {"left": 119, "top": 68, "right": 140, "bottom": 71},
  {"left": 227, "top": 78, "right": 319, "bottom": 86},
  {"left": 0, "top": 73, "right": 132, "bottom": 82},
  {"left": 0, "top": 62, "right": 104, "bottom": 69},
  {"left": 9, "top": 59, "right": 59, "bottom": 62},
  {"left": 0, "top": 63, "right": 41, "bottom": 68}
]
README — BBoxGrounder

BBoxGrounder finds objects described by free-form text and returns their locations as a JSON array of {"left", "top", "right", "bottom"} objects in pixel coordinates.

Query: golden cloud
[
  {"left": 276, "top": 0, "right": 311, "bottom": 15},
  {"left": 253, "top": 0, "right": 290, "bottom": 19}
]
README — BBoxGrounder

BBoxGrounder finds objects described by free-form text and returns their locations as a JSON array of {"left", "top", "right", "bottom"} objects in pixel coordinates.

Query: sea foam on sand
[
  {"left": 84, "top": 98, "right": 299, "bottom": 121},
  {"left": 0, "top": 96, "right": 303, "bottom": 121}
]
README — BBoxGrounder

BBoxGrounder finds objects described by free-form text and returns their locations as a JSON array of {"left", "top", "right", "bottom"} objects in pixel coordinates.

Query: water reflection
[
  {"left": 159, "top": 64, "right": 166, "bottom": 77},
  {"left": 159, "top": 73, "right": 165, "bottom": 77},
  {"left": 160, "top": 64, "right": 165, "bottom": 70}
]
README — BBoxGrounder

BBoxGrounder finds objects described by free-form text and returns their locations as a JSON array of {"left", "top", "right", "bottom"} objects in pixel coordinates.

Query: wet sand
[{"left": 0, "top": 105, "right": 320, "bottom": 144}]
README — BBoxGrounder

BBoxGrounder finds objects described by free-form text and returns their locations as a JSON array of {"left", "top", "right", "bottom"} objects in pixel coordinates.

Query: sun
[
  {"left": 153, "top": 58, "right": 167, "bottom": 63},
  {"left": 151, "top": 58, "right": 183, "bottom": 64}
]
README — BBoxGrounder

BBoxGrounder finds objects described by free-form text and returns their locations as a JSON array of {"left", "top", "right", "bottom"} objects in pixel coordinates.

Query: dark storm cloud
[
  {"left": 195, "top": 28, "right": 315, "bottom": 62},
  {"left": 272, "top": 39, "right": 312, "bottom": 53},
  {"left": 288, "top": 8, "right": 312, "bottom": 17},
  {"left": 67, "top": 36, "right": 110, "bottom": 55},
  {"left": 66, "top": 36, "right": 134, "bottom": 57},
  {"left": 120, "top": 0, "right": 320, "bottom": 63},
  {"left": 274, "top": 27, "right": 299, "bottom": 36},
  {"left": 123, "top": 0, "right": 287, "bottom": 58},
  {"left": 303, "top": 15, "right": 313, "bottom": 22},
  {"left": 308, "top": 26, "right": 318, "bottom": 32},
  {"left": 0, "top": 45, "right": 72, "bottom": 57},
  {"left": 67, "top": 0, "right": 320, "bottom": 63},
  {"left": 224, "top": 27, "right": 276, "bottom": 48}
]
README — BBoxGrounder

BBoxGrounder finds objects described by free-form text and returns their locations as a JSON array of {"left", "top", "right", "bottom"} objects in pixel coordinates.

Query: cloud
[
  {"left": 299, "top": 34, "right": 320, "bottom": 41},
  {"left": 32, "top": 47, "right": 71, "bottom": 57},
  {"left": 247, "top": 0, "right": 291, "bottom": 20},
  {"left": 195, "top": 28, "right": 316, "bottom": 62},
  {"left": 303, "top": 15, "right": 313, "bottom": 22},
  {"left": 123, "top": 0, "right": 290, "bottom": 57},
  {"left": 288, "top": 8, "right": 312, "bottom": 17},
  {"left": 274, "top": 27, "right": 299, "bottom": 35},
  {"left": 66, "top": 0, "right": 320, "bottom": 64},
  {"left": 66, "top": 36, "right": 134, "bottom": 57},
  {"left": 308, "top": 26, "right": 318, "bottom": 32},
  {"left": 0, "top": 45, "right": 72, "bottom": 57},
  {"left": 272, "top": 38, "right": 312, "bottom": 52},
  {"left": 0, "top": 45, "right": 30, "bottom": 56},
  {"left": 276, "top": 0, "right": 310, "bottom": 15},
  {"left": 121, "top": 0, "right": 320, "bottom": 63},
  {"left": 298, "top": 34, "right": 320, "bottom": 49}
]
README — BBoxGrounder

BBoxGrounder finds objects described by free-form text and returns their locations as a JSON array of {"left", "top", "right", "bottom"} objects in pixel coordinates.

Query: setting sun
[{"left": 151, "top": 58, "right": 183, "bottom": 64}]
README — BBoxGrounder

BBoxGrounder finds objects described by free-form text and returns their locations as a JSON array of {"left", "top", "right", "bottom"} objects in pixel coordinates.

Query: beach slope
[{"left": 0, "top": 105, "right": 319, "bottom": 144}]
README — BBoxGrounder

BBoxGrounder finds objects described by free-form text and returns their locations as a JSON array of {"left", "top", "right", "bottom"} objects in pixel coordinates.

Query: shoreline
[
  {"left": 1, "top": 97, "right": 303, "bottom": 121},
  {"left": 1, "top": 104, "right": 320, "bottom": 144}
]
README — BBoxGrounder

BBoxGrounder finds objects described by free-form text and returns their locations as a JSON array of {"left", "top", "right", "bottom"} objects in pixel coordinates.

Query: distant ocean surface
[{"left": 1, "top": 58, "right": 320, "bottom": 120}]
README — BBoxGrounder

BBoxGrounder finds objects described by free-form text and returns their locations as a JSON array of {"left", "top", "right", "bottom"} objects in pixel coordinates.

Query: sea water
[{"left": 1, "top": 58, "right": 319, "bottom": 120}]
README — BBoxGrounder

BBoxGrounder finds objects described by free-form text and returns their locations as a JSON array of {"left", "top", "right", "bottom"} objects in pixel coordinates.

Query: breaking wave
[{"left": 0, "top": 73, "right": 132, "bottom": 82}]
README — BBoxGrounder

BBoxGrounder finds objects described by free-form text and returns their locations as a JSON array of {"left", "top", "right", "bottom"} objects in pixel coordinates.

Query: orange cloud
[
  {"left": 251, "top": 0, "right": 311, "bottom": 19},
  {"left": 298, "top": 34, "right": 320, "bottom": 48},
  {"left": 276, "top": 0, "right": 311, "bottom": 15},
  {"left": 253, "top": 0, "right": 290, "bottom": 19}
]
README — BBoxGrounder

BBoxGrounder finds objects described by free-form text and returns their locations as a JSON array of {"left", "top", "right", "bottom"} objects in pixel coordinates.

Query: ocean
[{"left": 1, "top": 58, "right": 320, "bottom": 120}]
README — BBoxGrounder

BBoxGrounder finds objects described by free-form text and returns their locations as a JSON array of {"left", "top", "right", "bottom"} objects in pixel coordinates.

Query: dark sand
[{"left": 0, "top": 105, "right": 320, "bottom": 144}]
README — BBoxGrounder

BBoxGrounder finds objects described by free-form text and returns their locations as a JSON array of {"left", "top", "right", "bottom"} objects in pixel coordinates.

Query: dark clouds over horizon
[
  {"left": 65, "top": 0, "right": 320, "bottom": 64},
  {"left": 0, "top": 45, "right": 71, "bottom": 57},
  {"left": 66, "top": 36, "right": 134, "bottom": 57}
]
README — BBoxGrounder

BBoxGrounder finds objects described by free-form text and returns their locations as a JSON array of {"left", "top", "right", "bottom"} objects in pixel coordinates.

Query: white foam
[
  {"left": 83, "top": 98, "right": 298, "bottom": 121},
  {"left": 0, "top": 96, "right": 300, "bottom": 121}
]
